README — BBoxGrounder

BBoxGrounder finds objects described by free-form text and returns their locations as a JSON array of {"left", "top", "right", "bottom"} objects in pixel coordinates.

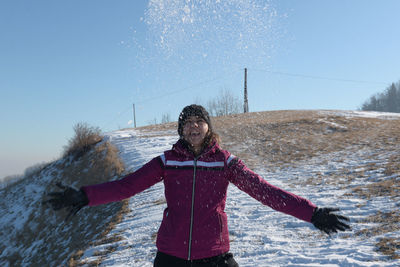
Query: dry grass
[
  {"left": 89, "top": 200, "right": 130, "bottom": 246},
  {"left": 376, "top": 237, "right": 400, "bottom": 260},
  {"left": 356, "top": 211, "right": 400, "bottom": 237},
  {"left": 1, "top": 123, "right": 155, "bottom": 266},
  {"left": 86, "top": 259, "right": 102, "bottom": 267},
  {"left": 68, "top": 199, "right": 130, "bottom": 266},
  {"left": 50, "top": 139, "right": 126, "bottom": 267},
  {"left": 64, "top": 122, "right": 103, "bottom": 159},
  {"left": 153, "top": 197, "right": 167, "bottom": 206},
  {"left": 68, "top": 250, "right": 84, "bottom": 267},
  {"left": 91, "top": 141, "right": 125, "bottom": 177},
  {"left": 384, "top": 154, "right": 400, "bottom": 176},
  {"left": 138, "top": 121, "right": 178, "bottom": 133},
  {"left": 355, "top": 211, "right": 400, "bottom": 260},
  {"left": 213, "top": 111, "right": 400, "bottom": 170},
  {"left": 151, "top": 232, "right": 158, "bottom": 243},
  {"left": 352, "top": 178, "right": 400, "bottom": 199},
  {"left": 2, "top": 128, "right": 127, "bottom": 267}
]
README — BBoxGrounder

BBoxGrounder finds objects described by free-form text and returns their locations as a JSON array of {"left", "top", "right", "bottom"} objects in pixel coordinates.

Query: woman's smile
[{"left": 182, "top": 116, "right": 209, "bottom": 152}]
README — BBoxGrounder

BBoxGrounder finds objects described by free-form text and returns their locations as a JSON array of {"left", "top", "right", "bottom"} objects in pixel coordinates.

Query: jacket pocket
[
  {"left": 159, "top": 208, "right": 173, "bottom": 236},
  {"left": 217, "top": 213, "right": 224, "bottom": 244}
]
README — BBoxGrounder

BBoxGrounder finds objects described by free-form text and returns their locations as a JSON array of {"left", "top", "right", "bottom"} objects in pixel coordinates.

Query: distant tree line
[
  {"left": 206, "top": 89, "right": 241, "bottom": 117},
  {"left": 361, "top": 81, "right": 400, "bottom": 113},
  {"left": 156, "top": 88, "right": 242, "bottom": 125},
  {"left": 0, "top": 161, "right": 49, "bottom": 189}
]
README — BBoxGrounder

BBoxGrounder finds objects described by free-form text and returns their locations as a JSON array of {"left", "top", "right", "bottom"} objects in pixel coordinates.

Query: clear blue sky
[{"left": 1, "top": 0, "right": 400, "bottom": 179}]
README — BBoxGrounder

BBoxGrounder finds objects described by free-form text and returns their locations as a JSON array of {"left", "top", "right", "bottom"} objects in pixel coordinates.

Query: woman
[{"left": 45, "top": 104, "right": 350, "bottom": 267}]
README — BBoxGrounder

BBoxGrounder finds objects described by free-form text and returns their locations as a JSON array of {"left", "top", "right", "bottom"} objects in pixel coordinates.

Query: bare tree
[
  {"left": 63, "top": 122, "right": 103, "bottom": 158},
  {"left": 192, "top": 96, "right": 204, "bottom": 106},
  {"left": 207, "top": 88, "right": 241, "bottom": 116},
  {"left": 161, "top": 113, "right": 171, "bottom": 123}
]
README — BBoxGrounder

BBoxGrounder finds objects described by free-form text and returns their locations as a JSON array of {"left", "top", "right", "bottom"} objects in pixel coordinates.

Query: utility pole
[
  {"left": 244, "top": 68, "right": 249, "bottom": 113},
  {"left": 133, "top": 103, "right": 137, "bottom": 128}
]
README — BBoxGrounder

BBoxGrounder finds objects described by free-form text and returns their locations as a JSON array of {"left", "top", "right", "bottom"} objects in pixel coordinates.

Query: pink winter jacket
[{"left": 82, "top": 140, "right": 316, "bottom": 260}]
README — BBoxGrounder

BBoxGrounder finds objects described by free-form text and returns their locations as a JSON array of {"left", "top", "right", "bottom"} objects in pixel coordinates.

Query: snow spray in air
[
  {"left": 128, "top": 0, "right": 284, "bottom": 122},
  {"left": 140, "top": 0, "right": 282, "bottom": 70}
]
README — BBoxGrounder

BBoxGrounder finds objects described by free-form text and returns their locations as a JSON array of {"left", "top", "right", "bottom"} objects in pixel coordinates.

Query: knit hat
[{"left": 178, "top": 104, "right": 212, "bottom": 137}]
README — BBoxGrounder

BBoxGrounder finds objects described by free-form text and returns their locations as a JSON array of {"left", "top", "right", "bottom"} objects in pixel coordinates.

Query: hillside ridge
[{"left": 1, "top": 110, "right": 399, "bottom": 266}]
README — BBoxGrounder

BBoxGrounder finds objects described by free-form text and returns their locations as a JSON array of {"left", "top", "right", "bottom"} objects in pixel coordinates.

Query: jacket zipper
[{"left": 188, "top": 158, "right": 197, "bottom": 260}]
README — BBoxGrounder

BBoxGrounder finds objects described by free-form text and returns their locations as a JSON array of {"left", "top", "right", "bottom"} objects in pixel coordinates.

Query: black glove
[
  {"left": 43, "top": 182, "right": 89, "bottom": 220},
  {"left": 311, "top": 207, "right": 350, "bottom": 235}
]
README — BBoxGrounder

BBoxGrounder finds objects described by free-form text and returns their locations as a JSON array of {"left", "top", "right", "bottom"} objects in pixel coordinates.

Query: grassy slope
[{"left": 0, "top": 141, "right": 128, "bottom": 266}]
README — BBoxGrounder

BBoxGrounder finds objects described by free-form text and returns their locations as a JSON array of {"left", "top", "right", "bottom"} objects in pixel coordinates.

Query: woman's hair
[
  {"left": 203, "top": 131, "right": 221, "bottom": 148},
  {"left": 181, "top": 129, "right": 221, "bottom": 155}
]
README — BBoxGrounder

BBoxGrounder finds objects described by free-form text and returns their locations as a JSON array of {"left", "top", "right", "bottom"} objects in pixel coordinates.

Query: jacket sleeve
[
  {"left": 226, "top": 156, "right": 316, "bottom": 222},
  {"left": 81, "top": 156, "right": 164, "bottom": 206}
]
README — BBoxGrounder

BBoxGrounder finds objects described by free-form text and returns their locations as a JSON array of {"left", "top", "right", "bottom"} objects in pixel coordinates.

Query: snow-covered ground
[
  {"left": 78, "top": 111, "right": 400, "bottom": 266},
  {"left": 319, "top": 109, "right": 400, "bottom": 120}
]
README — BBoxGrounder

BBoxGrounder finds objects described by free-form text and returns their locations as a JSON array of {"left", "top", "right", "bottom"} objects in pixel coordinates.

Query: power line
[
  {"left": 102, "top": 105, "right": 133, "bottom": 132},
  {"left": 251, "top": 68, "right": 389, "bottom": 85},
  {"left": 135, "top": 70, "right": 241, "bottom": 105},
  {"left": 101, "top": 69, "right": 241, "bottom": 131}
]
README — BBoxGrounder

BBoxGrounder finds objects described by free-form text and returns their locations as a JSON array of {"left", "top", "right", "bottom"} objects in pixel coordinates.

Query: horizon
[{"left": 1, "top": 0, "right": 400, "bottom": 178}]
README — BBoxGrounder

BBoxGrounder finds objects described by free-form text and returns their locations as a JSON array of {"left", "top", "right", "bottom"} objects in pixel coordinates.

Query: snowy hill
[
  {"left": 1, "top": 110, "right": 400, "bottom": 266},
  {"left": 0, "top": 140, "right": 127, "bottom": 266}
]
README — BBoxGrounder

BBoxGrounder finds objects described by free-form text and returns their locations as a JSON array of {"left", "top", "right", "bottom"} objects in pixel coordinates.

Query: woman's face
[{"left": 182, "top": 116, "right": 209, "bottom": 151}]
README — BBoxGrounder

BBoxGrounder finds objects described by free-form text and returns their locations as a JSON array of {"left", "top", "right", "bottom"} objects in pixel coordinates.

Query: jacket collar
[{"left": 173, "top": 139, "right": 220, "bottom": 159}]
